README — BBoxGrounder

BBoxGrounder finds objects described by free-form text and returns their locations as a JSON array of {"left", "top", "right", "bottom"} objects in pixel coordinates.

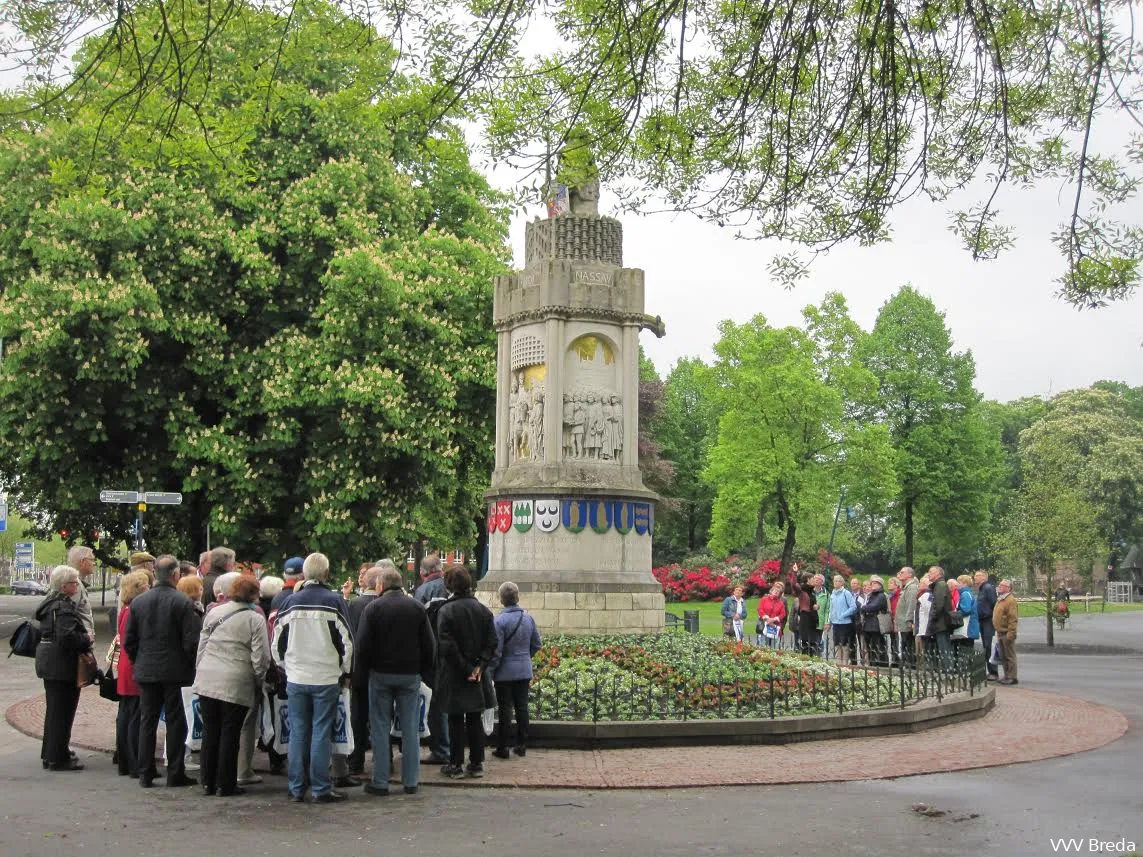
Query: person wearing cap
[{"left": 269, "top": 557, "right": 304, "bottom": 628}]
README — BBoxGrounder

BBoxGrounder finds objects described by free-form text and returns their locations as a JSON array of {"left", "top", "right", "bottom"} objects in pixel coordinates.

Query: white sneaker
[{"left": 237, "top": 775, "right": 263, "bottom": 785}]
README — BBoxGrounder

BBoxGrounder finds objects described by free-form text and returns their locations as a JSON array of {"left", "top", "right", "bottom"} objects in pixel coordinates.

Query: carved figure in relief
[
  {"left": 570, "top": 392, "right": 586, "bottom": 459},
  {"left": 510, "top": 374, "right": 530, "bottom": 462},
  {"left": 609, "top": 393, "right": 623, "bottom": 459},
  {"left": 601, "top": 395, "right": 616, "bottom": 460},
  {"left": 562, "top": 393, "right": 574, "bottom": 458},
  {"left": 529, "top": 387, "right": 545, "bottom": 461},
  {"left": 585, "top": 392, "right": 604, "bottom": 460}
]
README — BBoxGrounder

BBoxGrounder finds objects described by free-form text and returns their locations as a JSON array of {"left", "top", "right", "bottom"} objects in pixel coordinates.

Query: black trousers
[
  {"left": 116, "top": 695, "right": 141, "bottom": 775},
  {"left": 495, "top": 680, "right": 530, "bottom": 750},
  {"left": 898, "top": 632, "right": 916, "bottom": 667},
  {"left": 138, "top": 681, "right": 187, "bottom": 783},
  {"left": 448, "top": 711, "right": 485, "bottom": 767},
  {"left": 799, "top": 621, "right": 822, "bottom": 655},
  {"left": 348, "top": 684, "right": 370, "bottom": 769},
  {"left": 199, "top": 696, "right": 248, "bottom": 794},
  {"left": 42, "top": 679, "right": 81, "bottom": 767},
  {"left": 979, "top": 618, "right": 998, "bottom": 675},
  {"left": 864, "top": 631, "right": 887, "bottom": 665}
]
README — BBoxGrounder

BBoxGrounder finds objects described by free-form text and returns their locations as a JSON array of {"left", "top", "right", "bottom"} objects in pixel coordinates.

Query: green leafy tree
[
  {"left": 0, "top": 1, "right": 509, "bottom": 567},
  {"left": 651, "top": 357, "right": 719, "bottom": 564},
  {"left": 1019, "top": 388, "right": 1143, "bottom": 562},
  {"left": 3, "top": 0, "right": 1139, "bottom": 305},
  {"left": 860, "top": 286, "right": 1004, "bottom": 569},
  {"left": 704, "top": 294, "right": 895, "bottom": 572}
]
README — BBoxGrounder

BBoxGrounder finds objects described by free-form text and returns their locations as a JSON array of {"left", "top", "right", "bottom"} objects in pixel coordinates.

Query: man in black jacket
[
  {"left": 353, "top": 567, "right": 436, "bottom": 796},
  {"left": 926, "top": 566, "right": 954, "bottom": 668},
  {"left": 124, "top": 555, "right": 202, "bottom": 788},
  {"left": 201, "top": 546, "right": 235, "bottom": 609},
  {"left": 974, "top": 571, "right": 999, "bottom": 678}
]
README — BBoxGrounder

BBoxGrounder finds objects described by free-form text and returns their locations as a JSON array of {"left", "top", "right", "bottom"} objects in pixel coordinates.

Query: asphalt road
[{"left": 0, "top": 613, "right": 1139, "bottom": 857}]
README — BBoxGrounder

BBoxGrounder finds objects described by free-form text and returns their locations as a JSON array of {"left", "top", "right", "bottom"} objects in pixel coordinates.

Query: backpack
[{"left": 8, "top": 619, "right": 41, "bottom": 658}]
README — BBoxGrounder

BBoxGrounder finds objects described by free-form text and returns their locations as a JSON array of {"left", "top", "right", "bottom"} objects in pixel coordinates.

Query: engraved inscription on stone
[{"left": 573, "top": 269, "right": 613, "bottom": 286}]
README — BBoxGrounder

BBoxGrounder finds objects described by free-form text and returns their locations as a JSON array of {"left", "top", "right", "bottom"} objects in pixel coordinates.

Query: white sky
[{"left": 503, "top": 178, "right": 1142, "bottom": 403}]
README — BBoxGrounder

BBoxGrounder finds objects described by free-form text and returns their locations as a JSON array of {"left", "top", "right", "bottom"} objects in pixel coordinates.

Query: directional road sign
[
  {"left": 0, "top": 493, "right": 7, "bottom": 533},
  {"left": 15, "top": 541, "right": 34, "bottom": 571},
  {"left": 100, "top": 490, "right": 140, "bottom": 504},
  {"left": 144, "top": 492, "right": 183, "bottom": 505}
]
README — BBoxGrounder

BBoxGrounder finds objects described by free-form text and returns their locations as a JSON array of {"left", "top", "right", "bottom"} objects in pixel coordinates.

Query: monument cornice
[{"left": 494, "top": 306, "right": 666, "bottom": 337}]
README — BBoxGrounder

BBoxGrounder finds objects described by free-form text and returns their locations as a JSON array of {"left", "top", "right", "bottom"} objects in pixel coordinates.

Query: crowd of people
[
  {"left": 31, "top": 546, "right": 542, "bottom": 802},
  {"left": 720, "top": 565, "right": 1019, "bottom": 683}
]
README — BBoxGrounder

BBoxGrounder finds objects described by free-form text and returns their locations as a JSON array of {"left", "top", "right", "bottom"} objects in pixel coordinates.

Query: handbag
[
  {"left": 877, "top": 611, "right": 893, "bottom": 635},
  {"left": 77, "top": 652, "right": 100, "bottom": 689},
  {"left": 99, "top": 640, "right": 121, "bottom": 701}
]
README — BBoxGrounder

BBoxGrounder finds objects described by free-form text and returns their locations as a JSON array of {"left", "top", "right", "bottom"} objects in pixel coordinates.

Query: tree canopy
[
  {"left": 0, "top": 1, "right": 509, "bottom": 565},
  {"left": 2, "top": 0, "right": 1140, "bottom": 305}
]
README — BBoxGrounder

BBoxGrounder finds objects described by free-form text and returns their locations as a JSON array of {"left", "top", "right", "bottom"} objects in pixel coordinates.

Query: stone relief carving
[
  {"left": 561, "top": 388, "right": 622, "bottom": 462},
  {"left": 508, "top": 371, "right": 547, "bottom": 464}
]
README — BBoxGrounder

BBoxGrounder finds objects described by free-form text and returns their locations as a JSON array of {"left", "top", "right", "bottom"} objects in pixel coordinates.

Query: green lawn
[{"left": 665, "top": 596, "right": 1143, "bottom": 637}]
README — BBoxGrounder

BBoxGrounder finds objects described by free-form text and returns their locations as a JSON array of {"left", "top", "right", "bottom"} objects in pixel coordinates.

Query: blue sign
[
  {"left": 14, "top": 541, "right": 33, "bottom": 570},
  {"left": 0, "top": 494, "right": 6, "bottom": 533}
]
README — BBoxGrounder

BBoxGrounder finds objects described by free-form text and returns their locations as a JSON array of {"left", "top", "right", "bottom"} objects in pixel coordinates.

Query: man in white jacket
[{"left": 271, "top": 553, "right": 353, "bottom": 803}]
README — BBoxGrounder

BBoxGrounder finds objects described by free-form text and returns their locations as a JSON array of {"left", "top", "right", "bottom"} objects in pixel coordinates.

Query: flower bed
[{"left": 529, "top": 634, "right": 920, "bottom": 721}]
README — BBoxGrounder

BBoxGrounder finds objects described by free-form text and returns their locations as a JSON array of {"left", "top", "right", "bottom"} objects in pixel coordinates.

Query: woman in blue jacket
[
  {"left": 953, "top": 575, "right": 980, "bottom": 661},
  {"left": 489, "top": 582, "right": 542, "bottom": 760}
]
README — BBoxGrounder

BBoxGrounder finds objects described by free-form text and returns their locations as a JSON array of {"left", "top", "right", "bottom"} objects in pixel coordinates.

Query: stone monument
[{"left": 479, "top": 167, "right": 667, "bottom": 634}]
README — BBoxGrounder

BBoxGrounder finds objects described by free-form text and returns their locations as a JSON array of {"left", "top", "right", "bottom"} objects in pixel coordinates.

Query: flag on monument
[{"left": 546, "top": 183, "right": 569, "bottom": 218}]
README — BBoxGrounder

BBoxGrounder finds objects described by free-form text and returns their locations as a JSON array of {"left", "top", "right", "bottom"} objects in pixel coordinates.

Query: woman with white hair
[
  {"left": 858, "top": 575, "right": 889, "bottom": 666},
  {"left": 34, "top": 565, "right": 93, "bottom": 771}
]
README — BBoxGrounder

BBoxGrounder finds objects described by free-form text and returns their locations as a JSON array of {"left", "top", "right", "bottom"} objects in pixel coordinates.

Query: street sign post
[{"left": 101, "top": 488, "right": 182, "bottom": 550}]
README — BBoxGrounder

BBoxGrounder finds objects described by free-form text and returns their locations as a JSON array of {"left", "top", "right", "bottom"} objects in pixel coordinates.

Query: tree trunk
[
  {"left": 904, "top": 500, "right": 914, "bottom": 569},
  {"left": 754, "top": 497, "right": 767, "bottom": 562},
  {"left": 188, "top": 491, "right": 209, "bottom": 558},
  {"left": 780, "top": 519, "right": 797, "bottom": 576}
]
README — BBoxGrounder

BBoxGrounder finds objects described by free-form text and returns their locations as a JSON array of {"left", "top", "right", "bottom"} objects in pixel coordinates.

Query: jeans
[
  {"left": 448, "top": 711, "right": 485, "bottom": 768},
  {"left": 199, "top": 696, "right": 248, "bottom": 794},
  {"left": 495, "top": 679, "right": 530, "bottom": 751},
  {"left": 979, "top": 618, "right": 998, "bottom": 675},
  {"left": 138, "top": 682, "right": 187, "bottom": 784},
  {"left": 933, "top": 630, "right": 953, "bottom": 668},
  {"left": 116, "top": 695, "right": 141, "bottom": 775},
  {"left": 368, "top": 672, "right": 422, "bottom": 789},
  {"left": 426, "top": 690, "right": 450, "bottom": 760},
  {"left": 286, "top": 682, "right": 340, "bottom": 798}
]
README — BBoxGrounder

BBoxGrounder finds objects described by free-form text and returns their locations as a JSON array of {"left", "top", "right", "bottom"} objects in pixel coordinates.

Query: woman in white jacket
[{"left": 194, "top": 575, "right": 270, "bottom": 797}]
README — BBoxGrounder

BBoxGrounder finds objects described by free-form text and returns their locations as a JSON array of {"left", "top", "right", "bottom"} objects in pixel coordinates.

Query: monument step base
[{"left": 476, "top": 590, "right": 665, "bottom": 635}]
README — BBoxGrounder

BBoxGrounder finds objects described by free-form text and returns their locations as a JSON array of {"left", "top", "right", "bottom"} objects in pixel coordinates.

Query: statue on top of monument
[{"left": 546, "top": 128, "right": 600, "bottom": 218}]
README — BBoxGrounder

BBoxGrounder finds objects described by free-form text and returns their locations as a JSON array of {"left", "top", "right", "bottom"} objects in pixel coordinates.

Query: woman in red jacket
[
  {"left": 757, "top": 584, "right": 787, "bottom": 648},
  {"left": 114, "top": 571, "right": 151, "bottom": 778}
]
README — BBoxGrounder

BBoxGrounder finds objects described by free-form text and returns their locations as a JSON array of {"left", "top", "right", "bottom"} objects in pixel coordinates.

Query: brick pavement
[{"left": 5, "top": 685, "right": 1126, "bottom": 789}]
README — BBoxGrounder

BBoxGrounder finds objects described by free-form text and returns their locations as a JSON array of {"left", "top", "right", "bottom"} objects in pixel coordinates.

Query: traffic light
[{"left": 58, "top": 528, "right": 69, "bottom": 539}]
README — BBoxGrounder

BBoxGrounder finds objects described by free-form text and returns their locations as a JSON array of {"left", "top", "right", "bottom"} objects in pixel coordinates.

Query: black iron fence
[{"left": 530, "top": 651, "right": 987, "bottom": 723}]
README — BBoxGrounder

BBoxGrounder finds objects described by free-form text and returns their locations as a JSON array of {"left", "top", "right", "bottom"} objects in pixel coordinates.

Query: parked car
[{"left": 10, "top": 579, "right": 47, "bottom": 596}]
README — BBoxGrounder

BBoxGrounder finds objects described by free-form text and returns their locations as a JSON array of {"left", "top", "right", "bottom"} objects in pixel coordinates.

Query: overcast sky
[{"left": 503, "top": 176, "right": 1142, "bottom": 404}]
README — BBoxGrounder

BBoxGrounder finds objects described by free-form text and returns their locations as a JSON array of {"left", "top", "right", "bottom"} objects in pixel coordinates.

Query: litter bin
[{"left": 683, "top": 609, "right": 700, "bottom": 634}]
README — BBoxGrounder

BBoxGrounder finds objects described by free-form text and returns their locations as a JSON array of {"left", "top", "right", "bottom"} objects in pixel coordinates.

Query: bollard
[{"left": 683, "top": 609, "right": 700, "bottom": 634}]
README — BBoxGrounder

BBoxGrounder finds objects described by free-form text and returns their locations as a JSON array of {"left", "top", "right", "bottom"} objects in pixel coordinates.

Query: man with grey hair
[
  {"left": 203, "top": 546, "right": 236, "bottom": 609},
  {"left": 66, "top": 545, "right": 96, "bottom": 642},
  {"left": 895, "top": 567, "right": 919, "bottom": 666},
  {"left": 345, "top": 562, "right": 386, "bottom": 775},
  {"left": 353, "top": 566, "right": 436, "bottom": 796},
  {"left": 124, "top": 554, "right": 201, "bottom": 788},
  {"left": 272, "top": 553, "right": 354, "bottom": 803},
  {"left": 414, "top": 552, "right": 445, "bottom": 604}
]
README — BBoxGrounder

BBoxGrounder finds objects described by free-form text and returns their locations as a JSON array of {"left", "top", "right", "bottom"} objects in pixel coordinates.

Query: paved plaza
[{"left": 0, "top": 604, "right": 1139, "bottom": 856}]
